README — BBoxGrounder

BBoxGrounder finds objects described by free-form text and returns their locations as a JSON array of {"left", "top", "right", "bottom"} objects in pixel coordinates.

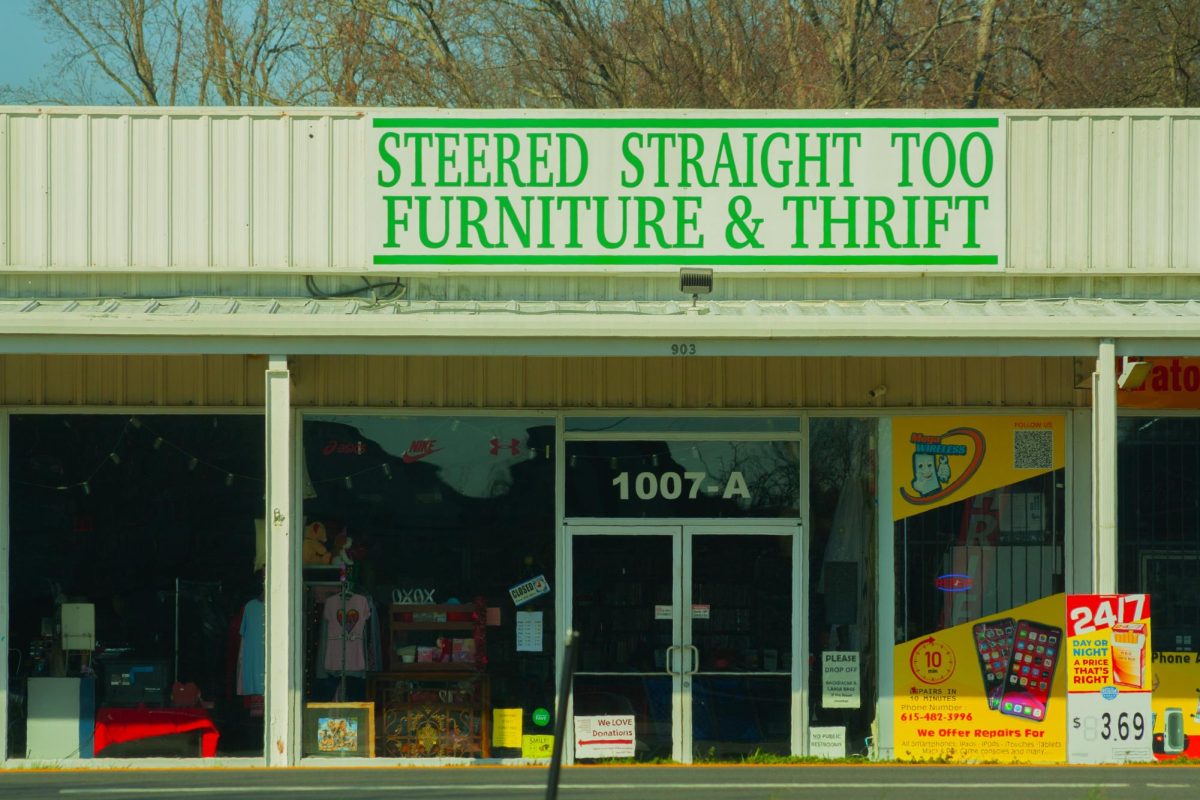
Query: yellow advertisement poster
[
  {"left": 1151, "top": 652, "right": 1200, "bottom": 760},
  {"left": 1065, "top": 595, "right": 1153, "bottom": 763},
  {"left": 893, "top": 594, "right": 1067, "bottom": 763},
  {"left": 892, "top": 415, "right": 1065, "bottom": 522}
]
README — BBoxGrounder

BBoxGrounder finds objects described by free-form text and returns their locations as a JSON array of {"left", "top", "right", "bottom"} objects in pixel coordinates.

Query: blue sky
[{"left": 0, "top": 0, "right": 56, "bottom": 90}]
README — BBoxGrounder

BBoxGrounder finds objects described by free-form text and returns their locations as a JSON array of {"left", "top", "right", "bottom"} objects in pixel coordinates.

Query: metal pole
[{"left": 545, "top": 629, "right": 579, "bottom": 800}]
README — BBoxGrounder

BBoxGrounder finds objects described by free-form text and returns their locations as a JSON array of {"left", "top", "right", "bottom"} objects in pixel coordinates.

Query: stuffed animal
[
  {"left": 330, "top": 531, "right": 355, "bottom": 567},
  {"left": 302, "top": 521, "right": 331, "bottom": 565}
]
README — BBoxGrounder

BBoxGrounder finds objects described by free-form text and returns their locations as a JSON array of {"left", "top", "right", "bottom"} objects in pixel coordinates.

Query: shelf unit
[{"left": 375, "top": 600, "right": 490, "bottom": 757}]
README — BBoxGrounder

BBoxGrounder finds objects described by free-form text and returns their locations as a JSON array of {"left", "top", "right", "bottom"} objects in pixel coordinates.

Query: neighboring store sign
[
  {"left": 894, "top": 593, "right": 1155, "bottom": 764},
  {"left": 1150, "top": 652, "right": 1200, "bottom": 760},
  {"left": 1118, "top": 358, "right": 1200, "bottom": 409},
  {"left": 371, "top": 112, "right": 1005, "bottom": 273},
  {"left": 1066, "top": 594, "right": 1153, "bottom": 764},
  {"left": 574, "top": 715, "right": 636, "bottom": 759},
  {"left": 892, "top": 415, "right": 1065, "bottom": 521},
  {"left": 894, "top": 594, "right": 1069, "bottom": 763},
  {"left": 822, "top": 652, "right": 861, "bottom": 709}
]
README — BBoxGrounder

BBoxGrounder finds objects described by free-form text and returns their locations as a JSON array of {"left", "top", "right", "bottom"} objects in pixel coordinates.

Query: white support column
[
  {"left": 1093, "top": 340, "right": 1118, "bottom": 594},
  {"left": 265, "top": 356, "right": 296, "bottom": 766},
  {"left": 0, "top": 413, "right": 10, "bottom": 765}
]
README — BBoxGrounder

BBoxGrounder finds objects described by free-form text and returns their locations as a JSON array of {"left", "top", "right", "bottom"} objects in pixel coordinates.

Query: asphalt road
[{"left": 1, "top": 766, "right": 1199, "bottom": 800}]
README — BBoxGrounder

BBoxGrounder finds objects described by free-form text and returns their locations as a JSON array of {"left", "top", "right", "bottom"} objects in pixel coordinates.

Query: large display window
[
  {"left": 1117, "top": 414, "right": 1200, "bottom": 760},
  {"left": 299, "top": 415, "right": 555, "bottom": 759},
  {"left": 6, "top": 414, "right": 265, "bottom": 759},
  {"left": 893, "top": 415, "right": 1067, "bottom": 642},
  {"left": 809, "top": 417, "right": 877, "bottom": 757},
  {"left": 1118, "top": 416, "right": 1200, "bottom": 652}
]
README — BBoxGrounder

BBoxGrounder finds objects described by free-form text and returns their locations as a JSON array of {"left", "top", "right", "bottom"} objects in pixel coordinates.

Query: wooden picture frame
[{"left": 303, "top": 702, "right": 375, "bottom": 758}]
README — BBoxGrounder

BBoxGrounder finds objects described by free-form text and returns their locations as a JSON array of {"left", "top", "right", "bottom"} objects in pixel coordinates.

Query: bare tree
[{"left": 5, "top": 0, "right": 1199, "bottom": 108}]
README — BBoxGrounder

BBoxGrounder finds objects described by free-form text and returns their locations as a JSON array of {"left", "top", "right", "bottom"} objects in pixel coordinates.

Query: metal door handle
[
  {"left": 665, "top": 645, "right": 682, "bottom": 675},
  {"left": 684, "top": 645, "right": 700, "bottom": 675}
]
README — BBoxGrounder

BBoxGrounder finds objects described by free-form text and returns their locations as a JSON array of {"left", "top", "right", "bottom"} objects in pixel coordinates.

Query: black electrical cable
[{"left": 304, "top": 276, "right": 406, "bottom": 303}]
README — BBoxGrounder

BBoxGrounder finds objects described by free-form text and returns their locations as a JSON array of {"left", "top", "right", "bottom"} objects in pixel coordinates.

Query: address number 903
[{"left": 670, "top": 343, "right": 697, "bottom": 355}]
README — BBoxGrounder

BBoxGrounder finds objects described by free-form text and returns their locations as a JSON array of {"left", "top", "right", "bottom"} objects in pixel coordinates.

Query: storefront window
[
  {"left": 300, "top": 415, "right": 555, "bottom": 759},
  {"left": 809, "top": 418, "right": 877, "bottom": 756},
  {"left": 894, "top": 415, "right": 1067, "bottom": 642},
  {"left": 7, "top": 414, "right": 265, "bottom": 759},
  {"left": 1118, "top": 416, "right": 1200, "bottom": 652}
]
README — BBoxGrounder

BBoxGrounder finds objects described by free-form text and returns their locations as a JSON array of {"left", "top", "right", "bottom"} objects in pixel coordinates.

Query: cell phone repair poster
[
  {"left": 893, "top": 594, "right": 1068, "bottom": 763},
  {"left": 1065, "top": 594, "right": 1153, "bottom": 763}
]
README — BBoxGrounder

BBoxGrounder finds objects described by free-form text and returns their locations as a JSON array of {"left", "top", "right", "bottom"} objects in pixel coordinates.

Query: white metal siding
[{"left": 3, "top": 109, "right": 1200, "bottom": 276}]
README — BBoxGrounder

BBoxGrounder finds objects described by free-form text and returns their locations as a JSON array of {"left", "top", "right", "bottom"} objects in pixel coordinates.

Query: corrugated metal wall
[
  {"left": 2, "top": 109, "right": 1199, "bottom": 278},
  {"left": 0, "top": 354, "right": 1082, "bottom": 409}
]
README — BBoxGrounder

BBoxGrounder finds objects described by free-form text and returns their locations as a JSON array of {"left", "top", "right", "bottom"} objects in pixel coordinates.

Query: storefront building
[{"left": 0, "top": 108, "right": 1198, "bottom": 767}]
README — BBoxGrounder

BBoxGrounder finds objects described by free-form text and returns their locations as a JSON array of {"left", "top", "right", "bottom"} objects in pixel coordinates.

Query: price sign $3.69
[{"left": 1072, "top": 711, "right": 1146, "bottom": 742}]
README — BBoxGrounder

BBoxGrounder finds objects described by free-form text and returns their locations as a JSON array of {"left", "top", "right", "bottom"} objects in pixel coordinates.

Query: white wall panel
[
  {"left": 170, "top": 116, "right": 210, "bottom": 268},
  {"left": 1088, "top": 117, "right": 1131, "bottom": 270},
  {"left": 1171, "top": 118, "right": 1200, "bottom": 271},
  {"left": 3, "top": 109, "right": 1200, "bottom": 276},
  {"left": 130, "top": 115, "right": 169, "bottom": 268},
  {"left": 251, "top": 116, "right": 291, "bottom": 268},
  {"left": 211, "top": 115, "right": 252, "bottom": 270},
  {"left": 8, "top": 114, "right": 47, "bottom": 267},
  {"left": 1048, "top": 117, "right": 1090, "bottom": 271},
  {"left": 1009, "top": 116, "right": 1050, "bottom": 270},
  {"left": 291, "top": 116, "right": 330, "bottom": 269},
  {"left": 49, "top": 115, "right": 88, "bottom": 268},
  {"left": 1130, "top": 117, "right": 1170, "bottom": 270},
  {"left": 0, "top": 112, "right": 8, "bottom": 266},
  {"left": 90, "top": 116, "right": 130, "bottom": 267}
]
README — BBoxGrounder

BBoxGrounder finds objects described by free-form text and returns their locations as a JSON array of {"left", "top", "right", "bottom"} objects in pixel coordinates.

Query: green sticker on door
[{"left": 532, "top": 707, "right": 551, "bottom": 727}]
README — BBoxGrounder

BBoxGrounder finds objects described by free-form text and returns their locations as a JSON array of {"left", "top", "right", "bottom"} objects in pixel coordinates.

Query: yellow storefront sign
[{"left": 894, "top": 594, "right": 1067, "bottom": 763}]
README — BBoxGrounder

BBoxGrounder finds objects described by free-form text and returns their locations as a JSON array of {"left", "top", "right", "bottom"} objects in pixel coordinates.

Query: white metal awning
[{"left": 0, "top": 296, "right": 1197, "bottom": 356}]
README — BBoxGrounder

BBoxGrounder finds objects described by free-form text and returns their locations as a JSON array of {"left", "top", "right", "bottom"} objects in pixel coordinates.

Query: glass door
[
  {"left": 684, "top": 528, "right": 796, "bottom": 761},
  {"left": 569, "top": 525, "right": 799, "bottom": 763},
  {"left": 570, "top": 528, "right": 682, "bottom": 762}
]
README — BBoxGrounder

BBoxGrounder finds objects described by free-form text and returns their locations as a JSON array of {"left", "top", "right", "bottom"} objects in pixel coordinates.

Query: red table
[{"left": 94, "top": 706, "right": 220, "bottom": 757}]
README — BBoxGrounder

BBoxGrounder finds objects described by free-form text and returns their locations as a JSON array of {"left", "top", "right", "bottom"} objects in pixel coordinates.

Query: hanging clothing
[
  {"left": 323, "top": 591, "right": 371, "bottom": 673},
  {"left": 238, "top": 597, "right": 265, "bottom": 696}
]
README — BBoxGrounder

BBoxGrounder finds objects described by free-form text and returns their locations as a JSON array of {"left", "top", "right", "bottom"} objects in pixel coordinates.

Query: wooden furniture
[
  {"left": 369, "top": 672, "right": 490, "bottom": 758},
  {"left": 374, "top": 600, "right": 491, "bottom": 757},
  {"left": 388, "top": 601, "right": 486, "bottom": 671}
]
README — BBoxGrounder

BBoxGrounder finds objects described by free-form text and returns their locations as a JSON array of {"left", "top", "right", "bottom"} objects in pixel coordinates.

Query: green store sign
[{"left": 371, "top": 112, "right": 1005, "bottom": 273}]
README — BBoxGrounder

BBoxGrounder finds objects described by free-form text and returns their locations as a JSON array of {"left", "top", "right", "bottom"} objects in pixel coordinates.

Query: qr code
[{"left": 1013, "top": 429, "right": 1053, "bottom": 469}]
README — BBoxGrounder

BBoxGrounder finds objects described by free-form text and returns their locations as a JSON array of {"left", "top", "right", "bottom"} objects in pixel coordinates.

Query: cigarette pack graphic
[{"left": 1110, "top": 622, "right": 1147, "bottom": 688}]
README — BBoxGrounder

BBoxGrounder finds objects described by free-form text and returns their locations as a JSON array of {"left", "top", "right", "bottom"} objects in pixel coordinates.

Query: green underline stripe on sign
[
  {"left": 372, "top": 117, "right": 1000, "bottom": 130},
  {"left": 371, "top": 254, "right": 1000, "bottom": 266}
]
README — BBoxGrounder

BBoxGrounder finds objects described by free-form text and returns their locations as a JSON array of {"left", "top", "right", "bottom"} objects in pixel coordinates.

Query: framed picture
[{"left": 303, "top": 702, "right": 375, "bottom": 758}]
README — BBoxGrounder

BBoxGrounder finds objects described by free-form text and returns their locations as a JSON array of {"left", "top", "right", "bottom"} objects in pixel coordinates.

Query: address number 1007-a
[{"left": 612, "top": 470, "right": 750, "bottom": 501}]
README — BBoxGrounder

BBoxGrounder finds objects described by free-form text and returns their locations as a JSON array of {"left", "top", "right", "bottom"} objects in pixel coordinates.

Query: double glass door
[{"left": 569, "top": 525, "right": 798, "bottom": 762}]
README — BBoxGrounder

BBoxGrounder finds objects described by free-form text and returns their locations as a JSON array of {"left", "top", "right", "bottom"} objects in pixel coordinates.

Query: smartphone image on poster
[
  {"left": 972, "top": 618, "right": 1015, "bottom": 710},
  {"left": 999, "top": 619, "right": 1062, "bottom": 722}
]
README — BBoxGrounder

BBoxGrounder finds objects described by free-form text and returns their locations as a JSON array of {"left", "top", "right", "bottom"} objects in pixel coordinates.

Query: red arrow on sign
[{"left": 578, "top": 739, "right": 634, "bottom": 746}]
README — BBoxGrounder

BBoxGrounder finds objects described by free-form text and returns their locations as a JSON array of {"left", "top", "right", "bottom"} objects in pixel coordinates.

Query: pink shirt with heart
[{"left": 323, "top": 592, "right": 372, "bottom": 672}]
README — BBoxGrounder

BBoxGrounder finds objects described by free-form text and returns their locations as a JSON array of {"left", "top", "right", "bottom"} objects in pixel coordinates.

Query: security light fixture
[
  {"left": 679, "top": 267, "right": 713, "bottom": 308},
  {"left": 1117, "top": 357, "right": 1152, "bottom": 390}
]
